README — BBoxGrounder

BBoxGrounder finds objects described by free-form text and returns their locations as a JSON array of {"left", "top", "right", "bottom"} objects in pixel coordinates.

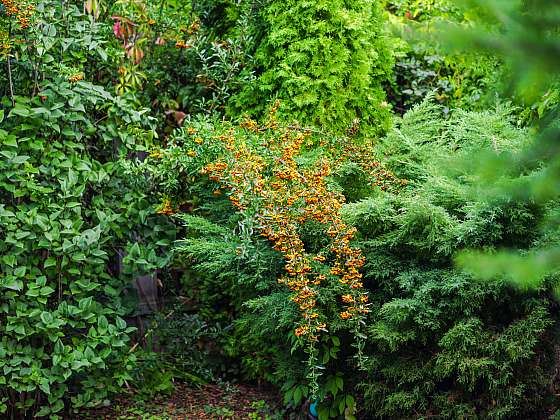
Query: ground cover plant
[{"left": 1, "top": 0, "right": 559, "bottom": 419}]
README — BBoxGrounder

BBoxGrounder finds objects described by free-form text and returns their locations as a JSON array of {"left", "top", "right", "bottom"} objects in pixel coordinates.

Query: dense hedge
[{"left": 0, "top": 2, "right": 171, "bottom": 417}]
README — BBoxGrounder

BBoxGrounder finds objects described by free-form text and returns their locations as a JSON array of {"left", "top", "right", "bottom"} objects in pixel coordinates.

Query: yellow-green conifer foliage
[{"left": 229, "top": 0, "right": 394, "bottom": 135}]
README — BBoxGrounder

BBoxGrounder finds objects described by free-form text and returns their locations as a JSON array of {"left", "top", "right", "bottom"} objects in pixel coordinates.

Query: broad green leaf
[
  {"left": 40, "top": 312, "right": 54, "bottom": 325},
  {"left": 14, "top": 266, "right": 26, "bottom": 277},
  {"left": 44, "top": 258, "right": 57, "bottom": 269}
]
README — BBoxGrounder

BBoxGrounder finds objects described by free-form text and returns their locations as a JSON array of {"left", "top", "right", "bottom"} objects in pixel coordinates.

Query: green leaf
[
  {"left": 115, "top": 317, "right": 127, "bottom": 330},
  {"left": 1, "top": 278, "right": 23, "bottom": 291},
  {"left": 96, "top": 47, "right": 108, "bottom": 61},
  {"left": 11, "top": 155, "right": 30, "bottom": 165},
  {"left": 0, "top": 205, "right": 15, "bottom": 218},
  {"left": 317, "top": 406, "right": 330, "bottom": 420},
  {"left": 345, "top": 395, "right": 355, "bottom": 411},
  {"left": 2, "top": 135, "right": 17, "bottom": 147},
  {"left": 294, "top": 386, "right": 303, "bottom": 405},
  {"left": 14, "top": 266, "right": 26, "bottom": 277},
  {"left": 98, "top": 316, "right": 109, "bottom": 333},
  {"left": 41, "top": 312, "right": 54, "bottom": 325},
  {"left": 39, "top": 379, "right": 51, "bottom": 395},
  {"left": 76, "top": 161, "right": 91, "bottom": 171},
  {"left": 52, "top": 355, "right": 62, "bottom": 366},
  {"left": 8, "top": 107, "right": 31, "bottom": 118},
  {"left": 335, "top": 376, "right": 344, "bottom": 391},
  {"left": 78, "top": 297, "right": 93, "bottom": 311},
  {"left": 71, "top": 253, "right": 86, "bottom": 262},
  {"left": 283, "top": 388, "right": 293, "bottom": 406},
  {"left": 3, "top": 255, "right": 16, "bottom": 267},
  {"left": 15, "top": 231, "right": 31, "bottom": 240},
  {"left": 44, "top": 258, "right": 57, "bottom": 269},
  {"left": 338, "top": 396, "right": 346, "bottom": 414},
  {"left": 40, "top": 286, "right": 55, "bottom": 296},
  {"left": 84, "top": 347, "right": 95, "bottom": 360}
]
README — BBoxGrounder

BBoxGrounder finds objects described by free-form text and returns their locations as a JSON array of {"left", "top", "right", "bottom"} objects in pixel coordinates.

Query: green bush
[
  {"left": 346, "top": 100, "right": 558, "bottom": 418},
  {"left": 228, "top": 0, "right": 394, "bottom": 135},
  {"left": 0, "top": 82, "right": 172, "bottom": 419},
  {"left": 0, "top": 2, "right": 172, "bottom": 417},
  {"left": 104, "top": 0, "right": 255, "bottom": 128}
]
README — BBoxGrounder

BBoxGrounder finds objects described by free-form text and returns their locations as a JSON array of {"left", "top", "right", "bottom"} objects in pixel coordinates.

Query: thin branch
[{"left": 6, "top": 21, "right": 15, "bottom": 106}]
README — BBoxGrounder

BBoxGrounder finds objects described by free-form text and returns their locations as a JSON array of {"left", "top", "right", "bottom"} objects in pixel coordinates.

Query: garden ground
[{"left": 79, "top": 382, "right": 286, "bottom": 420}]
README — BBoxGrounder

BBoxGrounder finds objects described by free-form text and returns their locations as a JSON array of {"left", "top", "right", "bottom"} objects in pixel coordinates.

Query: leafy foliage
[
  {"left": 0, "top": 1, "right": 171, "bottom": 417},
  {"left": 345, "top": 100, "right": 558, "bottom": 418},
  {"left": 382, "top": 0, "right": 501, "bottom": 114},
  {"left": 229, "top": 0, "right": 394, "bottom": 135}
]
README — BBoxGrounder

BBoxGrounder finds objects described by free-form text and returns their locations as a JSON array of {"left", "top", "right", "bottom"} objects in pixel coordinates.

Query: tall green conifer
[{"left": 229, "top": 0, "right": 394, "bottom": 134}]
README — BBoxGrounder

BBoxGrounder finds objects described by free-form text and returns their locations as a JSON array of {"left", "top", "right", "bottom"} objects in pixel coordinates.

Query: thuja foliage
[{"left": 229, "top": 0, "right": 394, "bottom": 135}]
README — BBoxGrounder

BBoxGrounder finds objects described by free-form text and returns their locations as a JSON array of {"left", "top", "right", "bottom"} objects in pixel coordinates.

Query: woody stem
[{"left": 7, "top": 21, "right": 14, "bottom": 106}]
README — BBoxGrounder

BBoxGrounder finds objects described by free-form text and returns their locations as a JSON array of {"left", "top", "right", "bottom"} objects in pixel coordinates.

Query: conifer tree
[{"left": 229, "top": 0, "right": 394, "bottom": 134}]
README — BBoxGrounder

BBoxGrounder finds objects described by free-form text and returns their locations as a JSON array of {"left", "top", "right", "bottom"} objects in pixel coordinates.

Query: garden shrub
[
  {"left": 0, "top": 2, "right": 172, "bottom": 417},
  {"left": 128, "top": 309, "right": 226, "bottom": 400},
  {"left": 228, "top": 0, "right": 394, "bottom": 135},
  {"left": 347, "top": 100, "right": 558, "bottom": 418},
  {"left": 143, "top": 114, "right": 376, "bottom": 417},
  {"left": 440, "top": 0, "right": 560, "bottom": 289},
  {"left": 388, "top": 43, "right": 500, "bottom": 114},
  {"left": 146, "top": 100, "right": 559, "bottom": 418},
  {"left": 381, "top": 0, "right": 458, "bottom": 21},
  {"left": 0, "top": 81, "right": 172, "bottom": 419}
]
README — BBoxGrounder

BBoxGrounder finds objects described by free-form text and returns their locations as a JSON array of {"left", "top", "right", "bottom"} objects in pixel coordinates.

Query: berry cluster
[
  {"left": 204, "top": 116, "right": 370, "bottom": 344},
  {"left": 1, "top": 0, "right": 34, "bottom": 29},
  {"left": 68, "top": 72, "right": 84, "bottom": 83}
]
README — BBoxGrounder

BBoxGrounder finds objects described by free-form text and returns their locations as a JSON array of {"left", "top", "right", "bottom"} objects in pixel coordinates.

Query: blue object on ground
[{"left": 310, "top": 401, "right": 318, "bottom": 417}]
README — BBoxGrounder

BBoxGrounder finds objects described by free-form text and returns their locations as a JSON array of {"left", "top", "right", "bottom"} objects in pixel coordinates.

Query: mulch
[{"left": 76, "top": 382, "right": 289, "bottom": 420}]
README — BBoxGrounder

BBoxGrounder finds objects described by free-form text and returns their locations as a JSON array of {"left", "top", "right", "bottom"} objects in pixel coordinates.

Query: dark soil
[{"left": 76, "top": 382, "right": 290, "bottom": 419}]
